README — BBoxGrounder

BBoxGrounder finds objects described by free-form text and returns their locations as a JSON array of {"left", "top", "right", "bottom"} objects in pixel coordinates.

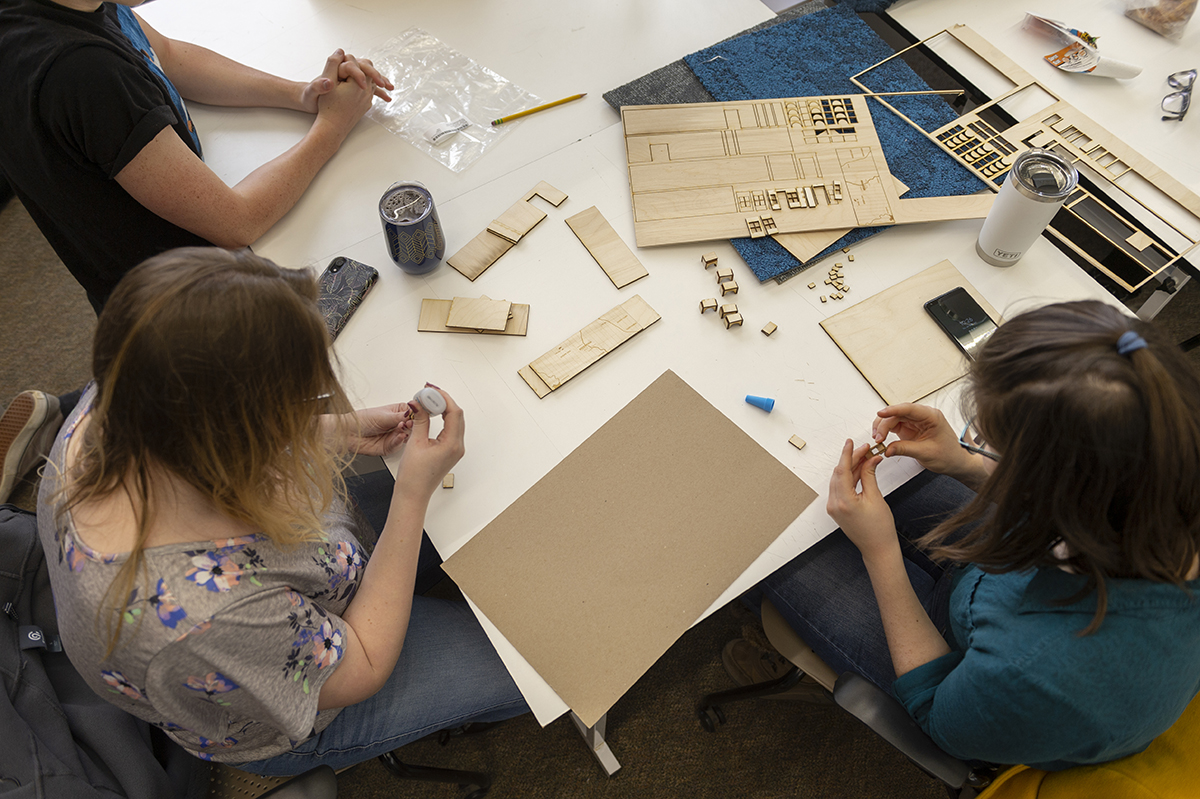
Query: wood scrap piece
[
  {"left": 443, "top": 474, "right": 455, "bottom": 489},
  {"left": 418, "top": 299, "right": 529, "bottom": 336},
  {"left": 523, "top": 181, "right": 568, "bottom": 207},
  {"left": 446, "top": 182, "right": 567, "bottom": 281},
  {"left": 521, "top": 295, "right": 660, "bottom": 396},
  {"left": 789, "top": 435, "right": 806, "bottom": 451},
  {"left": 487, "top": 200, "right": 547, "bottom": 244},
  {"left": 518, "top": 365, "right": 553, "bottom": 398},
  {"left": 564, "top": 206, "right": 649, "bottom": 289},
  {"left": 446, "top": 296, "right": 513, "bottom": 331},
  {"left": 762, "top": 322, "right": 777, "bottom": 336},
  {"left": 446, "top": 231, "right": 516, "bottom": 281}
]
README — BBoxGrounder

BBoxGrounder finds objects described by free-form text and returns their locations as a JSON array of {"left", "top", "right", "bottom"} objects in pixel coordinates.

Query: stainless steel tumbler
[{"left": 976, "top": 149, "right": 1078, "bottom": 267}]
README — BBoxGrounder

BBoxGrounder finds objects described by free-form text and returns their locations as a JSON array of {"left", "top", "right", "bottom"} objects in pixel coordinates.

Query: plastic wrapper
[
  {"left": 1125, "top": 0, "right": 1197, "bottom": 39},
  {"left": 1023, "top": 14, "right": 1142, "bottom": 78},
  {"left": 365, "top": 29, "right": 540, "bottom": 172}
]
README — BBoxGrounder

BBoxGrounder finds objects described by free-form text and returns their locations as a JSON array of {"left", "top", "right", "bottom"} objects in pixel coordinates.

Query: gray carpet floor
[{"left": 3, "top": 179, "right": 1198, "bottom": 797}]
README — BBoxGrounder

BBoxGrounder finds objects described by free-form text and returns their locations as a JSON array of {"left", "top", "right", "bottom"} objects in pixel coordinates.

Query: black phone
[
  {"left": 923, "top": 287, "right": 998, "bottom": 360},
  {"left": 316, "top": 256, "right": 379, "bottom": 341}
]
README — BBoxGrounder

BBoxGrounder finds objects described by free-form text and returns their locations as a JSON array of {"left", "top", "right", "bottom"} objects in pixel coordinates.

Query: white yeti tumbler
[{"left": 976, "top": 149, "right": 1078, "bottom": 267}]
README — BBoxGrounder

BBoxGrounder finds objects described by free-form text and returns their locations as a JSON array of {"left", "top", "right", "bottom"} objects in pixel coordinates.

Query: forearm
[
  {"left": 941, "top": 452, "right": 994, "bottom": 492},
  {"left": 862, "top": 546, "right": 952, "bottom": 678}
]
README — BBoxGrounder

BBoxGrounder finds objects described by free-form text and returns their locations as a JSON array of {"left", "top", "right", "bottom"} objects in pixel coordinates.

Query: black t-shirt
[{"left": 0, "top": 0, "right": 212, "bottom": 312}]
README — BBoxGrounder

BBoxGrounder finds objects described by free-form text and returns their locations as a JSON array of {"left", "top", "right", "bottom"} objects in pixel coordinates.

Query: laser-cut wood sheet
[
  {"left": 442, "top": 370, "right": 818, "bottom": 728},
  {"left": 621, "top": 97, "right": 993, "bottom": 247}
]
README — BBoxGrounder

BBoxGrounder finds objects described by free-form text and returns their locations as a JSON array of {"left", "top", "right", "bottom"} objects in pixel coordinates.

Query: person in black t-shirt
[{"left": 0, "top": 0, "right": 393, "bottom": 313}]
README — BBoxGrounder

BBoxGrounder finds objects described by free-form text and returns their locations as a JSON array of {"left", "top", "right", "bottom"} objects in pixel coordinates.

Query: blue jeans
[
  {"left": 746, "top": 471, "right": 976, "bottom": 695},
  {"left": 232, "top": 469, "right": 530, "bottom": 776}
]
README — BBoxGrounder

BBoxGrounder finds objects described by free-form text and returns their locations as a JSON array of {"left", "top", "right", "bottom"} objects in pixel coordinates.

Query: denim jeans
[
  {"left": 745, "top": 471, "right": 976, "bottom": 695},
  {"left": 233, "top": 468, "right": 529, "bottom": 775}
]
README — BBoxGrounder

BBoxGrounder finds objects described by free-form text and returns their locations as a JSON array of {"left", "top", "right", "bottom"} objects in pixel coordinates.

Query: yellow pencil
[{"left": 491, "top": 93, "right": 586, "bottom": 126}]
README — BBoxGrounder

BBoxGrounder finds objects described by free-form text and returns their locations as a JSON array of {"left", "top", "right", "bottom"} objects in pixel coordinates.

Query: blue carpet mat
[{"left": 682, "top": 3, "right": 985, "bottom": 282}]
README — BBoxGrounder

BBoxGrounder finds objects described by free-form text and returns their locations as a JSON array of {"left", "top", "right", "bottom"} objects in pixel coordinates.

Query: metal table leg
[{"left": 569, "top": 711, "right": 621, "bottom": 775}]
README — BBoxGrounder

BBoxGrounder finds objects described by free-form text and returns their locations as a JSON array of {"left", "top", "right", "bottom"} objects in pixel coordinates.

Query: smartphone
[
  {"left": 316, "top": 256, "right": 379, "bottom": 341},
  {"left": 923, "top": 287, "right": 998, "bottom": 360}
]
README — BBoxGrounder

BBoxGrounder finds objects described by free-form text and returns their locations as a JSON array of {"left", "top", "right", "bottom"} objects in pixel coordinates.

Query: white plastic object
[
  {"left": 413, "top": 387, "right": 447, "bottom": 416},
  {"left": 976, "top": 149, "right": 1077, "bottom": 266}
]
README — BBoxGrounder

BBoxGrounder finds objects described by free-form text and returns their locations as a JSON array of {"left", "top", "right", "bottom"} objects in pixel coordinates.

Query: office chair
[{"left": 697, "top": 598, "right": 1200, "bottom": 799}]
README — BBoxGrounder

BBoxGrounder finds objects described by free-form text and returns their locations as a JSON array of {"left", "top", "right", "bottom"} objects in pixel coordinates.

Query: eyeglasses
[
  {"left": 1162, "top": 69, "right": 1196, "bottom": 122},
  {"left": 959, "top": 417, "right": 1000, "bottom": 462}
]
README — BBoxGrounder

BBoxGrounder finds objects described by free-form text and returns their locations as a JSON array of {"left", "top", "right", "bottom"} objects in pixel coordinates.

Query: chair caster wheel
[
  {"left": 464, "top": 788, "right": 489, "bottom": 799},
  {"left": 697, "top": 705, "right": 725, "bottom": 732}
]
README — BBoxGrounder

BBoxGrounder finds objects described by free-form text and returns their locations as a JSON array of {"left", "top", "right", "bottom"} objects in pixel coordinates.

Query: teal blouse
[{"left": 893, "top": 565, "right": 1200, "bottom": 771}]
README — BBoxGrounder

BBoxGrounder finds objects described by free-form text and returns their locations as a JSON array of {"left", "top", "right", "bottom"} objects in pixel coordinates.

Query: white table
[{"left": 140, "top": 0, "right": 1199, "bottom": 773}]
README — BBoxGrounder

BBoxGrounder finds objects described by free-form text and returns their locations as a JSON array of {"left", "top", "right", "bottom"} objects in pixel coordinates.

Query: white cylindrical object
[
  {"left": 413, "top": 386, "right": 447, "bottom": 416},
  {"left": 976, "top": 149, "right": 1077, "bottom": 267}
]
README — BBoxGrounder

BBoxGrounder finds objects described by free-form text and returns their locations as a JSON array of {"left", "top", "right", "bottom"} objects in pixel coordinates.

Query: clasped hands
[
  {"left": 299, "top": 48, "right": 394, "bottom": 114},
  {"left": 829, "top": 403, "right": 989, "bottom": 563}
]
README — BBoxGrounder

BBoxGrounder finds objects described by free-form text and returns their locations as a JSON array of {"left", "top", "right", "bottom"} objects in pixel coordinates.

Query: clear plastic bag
[
  {"left": 1125, "top": 0, "right": 1197, "bottom": 39},
  {"left": 365, "top": 28, "right": 540, "bottom": 172}
]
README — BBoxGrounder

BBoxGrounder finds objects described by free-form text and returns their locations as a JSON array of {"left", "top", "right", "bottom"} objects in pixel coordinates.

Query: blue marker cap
[{"left": 745, "top": 395, "right": 775, "bottom": 412}]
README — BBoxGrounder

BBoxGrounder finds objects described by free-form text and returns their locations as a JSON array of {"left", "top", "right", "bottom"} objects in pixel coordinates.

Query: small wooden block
[
  {"left": 442, "top": 474, "right": 455, "bottom": 489},
  {"left": 720, "top": 281, "right": 739, "bottom": 296},
  {"left": 825, "top": 278, "right": 833, "bottom": 285},
  {"left": 848, "top": 254, "right": 855, "bottom": 261},
  {"left": 716, "top": 268, "right": 734, "bottom": 283},
  {"left": 868, "top": 442, "right": 887, "bottom": 458},
  {"left": 808, "top": 282, "right": 816, "bottom": 289},
  {"left": 723, "top": 313, "right": 743, "bottom": 329},
  {"left": 702, "top": 251, "right": 718, "bottom": 268},
  {"left": 700, "top": 298, "right": 719, "bottom": 313},
  {"left": 835, "top": 263, "right": 844, "bottom": 268},
  {"left": 842, "top": 248, "right": 850, "bottom": 253},
  {"left": 820, "top": 295, "right": 827, "bottom": 302},
  {"left": 719, "top": 303, "right": 738, "bottom": 319},
  {"left": 762, "top": 322, "right": 777, "bottom": 336},
  {"left": 789, "top": 435, "right": 806, "bottom": 451}
]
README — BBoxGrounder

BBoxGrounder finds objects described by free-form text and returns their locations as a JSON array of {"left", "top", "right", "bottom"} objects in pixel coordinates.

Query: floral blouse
[{"left": 36, "top": 385, "right": 367, "bottom": 764}]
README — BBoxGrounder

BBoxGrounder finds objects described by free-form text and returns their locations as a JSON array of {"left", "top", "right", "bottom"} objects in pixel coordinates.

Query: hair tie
[{"left": 1116, "top": 330, "right": 1148, "bottom": 357}]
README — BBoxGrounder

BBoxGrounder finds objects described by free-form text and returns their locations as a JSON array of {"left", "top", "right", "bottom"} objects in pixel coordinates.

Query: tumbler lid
[{"left": 1009, "top": 149, "right": 1078, "bottom": 203}]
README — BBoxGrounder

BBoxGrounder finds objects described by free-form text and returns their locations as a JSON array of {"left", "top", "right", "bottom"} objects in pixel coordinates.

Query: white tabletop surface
[{"left": 139, "top": 0, "right": 1199, "bottom": 726}]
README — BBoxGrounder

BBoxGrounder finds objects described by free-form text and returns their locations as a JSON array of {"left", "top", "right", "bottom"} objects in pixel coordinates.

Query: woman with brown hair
[
  {"left": 35, "top": 247, "right": 527, "bottom": 774},
  {"left": 729, "top": 300, "right": 1200, "bottom": 769}
]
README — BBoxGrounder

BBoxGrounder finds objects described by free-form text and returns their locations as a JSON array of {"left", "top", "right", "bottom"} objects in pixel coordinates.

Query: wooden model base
[
  {"left": 446, "top": 182, "right": 568, "bottom": 281},
  {"left": 565, "top": 206, "right": 649, "bottom": 289},
  {"left": 518, "top": 295, "right": 660, "bottom": 398},
  {"left": 620, "top": 98, "right": 993, "bottom": 247}
]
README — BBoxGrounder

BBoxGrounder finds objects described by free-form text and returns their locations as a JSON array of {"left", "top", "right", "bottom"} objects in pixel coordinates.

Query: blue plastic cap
[{"left": 745, "top": 395, "right": 775, "bottom": 412}]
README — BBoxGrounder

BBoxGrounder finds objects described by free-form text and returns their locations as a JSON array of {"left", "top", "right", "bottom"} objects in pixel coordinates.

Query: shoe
[
  {"left": 0, "top": 391, "right": 62, "bottom": 503},
  {"left": 722, "top": 638, "right": 833, "bottom": 704}
]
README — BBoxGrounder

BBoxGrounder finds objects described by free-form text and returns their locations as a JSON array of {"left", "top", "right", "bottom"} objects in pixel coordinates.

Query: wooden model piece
[
  {"left": 620, "top": 98, "right": 993, "bottom": 248},
  {"left": 820, "top": 259, "right": 1003, "bottom": 404},
  {"left": 565, "top": 206, "right": 649, "bottom": 289},
  {"left": 723, "top": 313, "right": 744, "bottom": 329},
  {"left": 445, "top": 296, "right": 512, "bottom": 331},
  {"left": 808, "top": 282, "right": 816, "bottom": 289},
  {"left": 761, "top": 322, "right": 778, "bottom": 336},
  {"left": 851, "top": 25, "right": 1200, "bottom": 293},
  {"left": 720, "top": 281, "right": 739, "bottom": 297},
  {"left": 702, "top": 252, "right": 718, "bottom": 268},
  {"left": 443, "top": 474, "right": 455, "bottom": 489},
  {"left": 715, "top": 268, "right": 734, "bottom": 283},
  {"left": 447, "top": 181, "right": 568, "bottom": 281},
  {"left": 417, "top": 297, "right": 529, "bottom": 336},
  {"left": 820, "top": 295, "right": 827, "bottom": 303},
  {"left": 700, "top": 298, "right": 718, "bottom": 313},
  {"left": 518, "top": 295, "right": 661, "bottom": 398},
  {"left": 867, "top": 443, "right": 887, "bottom": 458},
  {"left": 719, "top": 303, "right": 738, "bottom": 319},
  {"left": 789, "top": 435, "right": 806, "bottom": 451}
]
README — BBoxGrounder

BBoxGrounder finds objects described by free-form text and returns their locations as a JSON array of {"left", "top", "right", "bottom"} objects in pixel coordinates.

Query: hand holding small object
[
  {"left": 826, "top": 440, "right": 898, "bottom": 563},
  {"left": 413, "top": 385, "right": 448, "bottom": 416}
]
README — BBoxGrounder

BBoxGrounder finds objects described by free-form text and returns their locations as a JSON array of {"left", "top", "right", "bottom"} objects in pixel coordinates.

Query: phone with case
[
  {"left": 923, "top": 286, "right": 998, "bottom": 360},
  {"left": 317, "top": 256, "right": 379, "bottom": 340}
]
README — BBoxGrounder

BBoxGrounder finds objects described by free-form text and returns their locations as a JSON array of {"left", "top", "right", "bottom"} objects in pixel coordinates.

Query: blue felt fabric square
[{"left": 682, "top": 3, "right": 985, "bottom": 281}]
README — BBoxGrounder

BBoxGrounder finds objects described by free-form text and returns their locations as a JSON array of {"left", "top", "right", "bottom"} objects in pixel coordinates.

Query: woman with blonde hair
[
  {"left": 37, "top": 247, "right": 527, "bottom": 774},
  {"left": 729, "top": 300, "right": 1200, "bottom": 769}
]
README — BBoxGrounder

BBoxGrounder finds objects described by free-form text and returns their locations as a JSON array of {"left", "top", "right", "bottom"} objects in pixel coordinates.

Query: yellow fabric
[{"left": 978, "top": 692, "right": 1200, "bottom": 799}]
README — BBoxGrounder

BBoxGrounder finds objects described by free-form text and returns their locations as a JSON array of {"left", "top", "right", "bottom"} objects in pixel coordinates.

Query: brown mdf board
[
  {"left": 851, "top": 25, "right": 1200, "bottom": 294},
  {"left": 446, "top": 296, "right": 512, "bottom": 331},
  {"left": 518, "top": 295, "right": 660, "bottom": 397},
  {"left": 564, "top": 206, "right": 649, "bottom": 289},
  {"left": 821, "top": 260, "right": 1002, "bottom": 404},
  {"left": 446, "top": 182, "right": 568, "bottom": 281},
  {"left": 442, "top": 370, "right": 818, "bottom": 727},
  {"left": 418, "top": 298, "right": 529, "bottom": 336},
  {"left": 620, "top": 98, "right": 993, "bottom": 247}
]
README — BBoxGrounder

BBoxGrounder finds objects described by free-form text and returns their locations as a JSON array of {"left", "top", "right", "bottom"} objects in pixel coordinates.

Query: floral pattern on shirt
[
  {"left": 183, "top": 671, "right": 239, "bottom": 706},
  {"left": 280, "top": 590, "right": 341, "bottom": 695},
  {"left": 101, "top": 669, "right": 146, "bottom": 701},
  {"left": 124, "top": 579, "right": 188, "bottom": 629},
  {"left": 183, "top": 537, "right": 268, "bottom": 593},
  {"left": 311, "top": 540, "right": 362, "bottom": 604}
]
